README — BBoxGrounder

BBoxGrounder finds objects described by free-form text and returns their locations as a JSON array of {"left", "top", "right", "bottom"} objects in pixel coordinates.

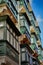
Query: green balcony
[
  {"left": 0, "top": 41, "right": 19, "bottom": 63},
  {"left": 0, "top": 15, "right": 21, "bottom": 53},
  {"left": 0, "top": 23, "right": 20, "bottom": 52},
  {"left": 21, "top": 47, "right": 30, "bottom": 63},
  {"left": 20, "top": 15, "right": 31, "bottom": 42}
]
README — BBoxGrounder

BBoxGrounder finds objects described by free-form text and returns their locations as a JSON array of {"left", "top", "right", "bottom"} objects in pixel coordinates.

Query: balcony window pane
[
  {"left": 31, "top": 38, "right": 33, "bottom": 43},
  {"left": 22, "top": 48, "right": 25, "bottom": 52},
  {"left": 0, "top": 28, "right": 4, "bottom": 40},
  {"left": 0, "top": 21, "right": 4, "bottom": 27},
  {"left": 20, "top": 20, "right": 25, "bottom": 26},
  {"left": 25, "top": 20, "right": 30, "bottom": 32},
  {"left": 15, "top": 40, "right": 18, "bottom": 50},
  {"left": 17, "top": 43, "right": 19, "bottom": 51},
  {"left": 30, "top": 57, "right": 32, "bottom": 65},
  {"left": 22, "top": 53, "right": 25, "bottom": 61},
  {"left": 14, "top": 38, "right": 15, "bottom": 48},
  {"left": 20, "top": 16, "right": 25, "bottom": 26},
  {"left": 7, "top": 30, "right": 10, "bottom": 42},
  {"left": 10, "top": 34, "right": 13, "bottom": 45},
  {"left": 12, "top": 36, "right": 14, "bottom": 46}
]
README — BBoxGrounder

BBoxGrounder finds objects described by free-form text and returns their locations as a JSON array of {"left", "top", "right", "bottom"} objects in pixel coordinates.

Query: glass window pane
[
  {"left": 17, "top": 42, "right": 19, "bottom": 51},
  {"left": 15, "top": 40, "right": 17, "bottom": 50},
  {"left": 0, "top": 22, "right": 4, "bottom": 27},
  {"left": 12, "top": 36, "right": 14, "bottom": 46},
  {"left": 14, "top": 38, "right": 15, "bottom": 48},
  {"left": 31, "top": 38, "right": 33, "bottom": 43},
  {"left": 0, "top": 28, "right": 4, "bottom": 40},
  {"left": 22, "top": 48, "right": 25, "bottom": 51},
  {"left": 7, "top": 30, "right": 9, "bottom": 42},
  {"left": 10, "top": 34, "right": 13, "bottom": 45},
  {"left": 22, "top": 53, "right": 25, "bottom": 61}
]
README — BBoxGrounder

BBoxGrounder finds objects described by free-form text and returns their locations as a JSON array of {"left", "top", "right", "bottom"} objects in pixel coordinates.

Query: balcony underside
[
  {"left": 19, "top": 34, "right": 31, "bottom": 45},
  {"left": 30, "top": 26, "right": 35, "bottom": 33},
  {"left": 33, "top": 50, "right": 38, "bottom": 57},
  {"left": 19, "top": 6, "right": 26, "bottom": 14},
  {"left": 0, "top": 56, "right": 19, "bottom": 65},
  {"left": 0, "top": 4, "right": 17, "bottom": 25}
]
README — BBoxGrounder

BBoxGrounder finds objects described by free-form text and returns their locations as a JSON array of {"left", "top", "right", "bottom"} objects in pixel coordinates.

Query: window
[
  {"left": 30, "top": 57, "right": 33, "bottom": 65},
  {"left": 23, "top": 0, "right": 28, "bottom": 11},
  {"left": 38, "top": 49, "right": 41, "bottom": 54},
  {"left": 7, "top": 30, "right": 10, "bottom": 42},
  {"left": 17, "top": 43, "right": 19, "bottom": 51},
  {"left": 14, "top": 37, "right": 15, "bottom": 48},
  {"left": 0, "top": 28, "right": 4, "bottom": 40},
  {"left": 0, "top": 22, "right": 4, "bottom": 27},
  {"left": 26, "top": 51, "right": 30, "bottom": 62},
  {"left": 22, "top": 53, "right": 25, "bottom": 61},
  {"left": 25, "top": 20, "right": 30, "bottom": 33},
  {"left": 7, "top": 0, "right": 18, "bottom": 20},
  {"left": 20, "top": 16, "right": 25, "bottom": 26},
  {"left": 20, "top": 19, "right": 25, "bottom": 26},
  {"left": 31, "top": 38, "right": 33, "bottom": 43},
  {"left": 12, "top": 35, "right": 14, "bottom": 46},
  {"left": 28, "top": 55, "right": 30, "bottom": 62},
  {"left": 15, "top": 40, "right": 18, "bottom": 50},
  {"left": 27, "top": 54, "right": 29, "bottom": 61},
  {"left": 31, "top": 20, "right": 35, "bottom": 27},
  {"left": 10, "top": 34, "right": 13, "bottom": 45},
  {"left": 21, "top": 48, "right": 25, "bottom": 52},
  {"left": 6, "top": 22, "right": 19, "bottom": 52}
]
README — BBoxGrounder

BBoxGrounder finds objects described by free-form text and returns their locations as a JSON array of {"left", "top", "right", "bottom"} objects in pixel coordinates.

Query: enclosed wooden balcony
[
  {"left": 19, "top": 34, "right": 31, "bottom": 45},
  {"left": 0, "top": 4, "right": 17, "bottom": 25},
  {"left": 37, "top": 40, "right": 41, "bottom": 46}
]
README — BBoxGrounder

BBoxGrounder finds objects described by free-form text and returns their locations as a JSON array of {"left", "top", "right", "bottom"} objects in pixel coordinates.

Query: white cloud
[
  {"left": 37, "top": 16, "right": 43, "bottom": 22},
  {"left": 29, "top": 0, "right": 33, "bottom": 4}
]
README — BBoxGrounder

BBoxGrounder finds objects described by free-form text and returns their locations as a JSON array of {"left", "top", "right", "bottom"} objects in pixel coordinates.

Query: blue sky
[{"left": 29, "top": 0, "right": 43, "bottom": 47}]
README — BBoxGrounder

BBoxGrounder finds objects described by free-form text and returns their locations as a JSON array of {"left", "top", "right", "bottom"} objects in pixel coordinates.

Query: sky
[{"left": 29, "top": 0, "right": 43, "bottom": 47}]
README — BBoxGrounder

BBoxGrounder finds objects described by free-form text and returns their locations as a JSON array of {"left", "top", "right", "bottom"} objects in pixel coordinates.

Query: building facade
[{"left": 0, "top": 0, "right": 43, "bottom": 65}]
